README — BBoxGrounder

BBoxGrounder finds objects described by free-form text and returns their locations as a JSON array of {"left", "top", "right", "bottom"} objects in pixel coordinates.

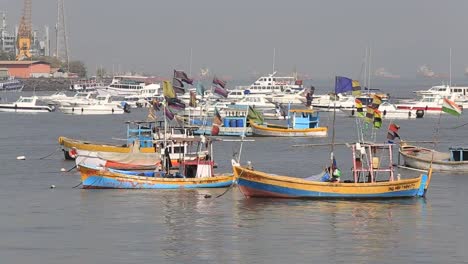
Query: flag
[
  {"left": 189, "top": 91, "right": 197, "bottom": 107},
  {"left": 388, "top": 122, "right": 400, "bottom": 133},
  {"left": 352, "top": 80, "right": 362, "bottom": 96},
  {"left": 370, "top": 94, "right": 382, "bottom": 109},
  {"left": 387, "top": 122, "right": 401, "bottom": 143},
  {"left": 373, "top": 109, "right": 382, "bottom": 128},
  {"left": 151, "top": 98, "right": 161, "bottom": 111},
  {"left": 355, "top": 98, "right": 364, "bottom": 117},
  {"left": 247, "top": 106, "right": 264, "bottom": 125},
  {"left": 213, "top": 86, "right": 228, "bottom": 98},
  {"left": 211, "top": 107, "right": 222, "bottom": 136},
  {"left": 213, "top": 76, "right": 227, "bottom": 88},
  {"left": 162, "top": 80, "right": 176, "bottom": 99},
  {"left": 164, "top": 107, "right": 175, "bottom": 120},
  {"left": 442, "top": 98, "right": 462, "bottom": 116},
  {"left": 196, "top": 82, "right": 205, "bottom": 97},
  {"left": 172, "top": 78, "right": 185, "bottom": 94},
  {"left": 174, "top": 70, "right": 193, "bottom": 85},
  {"left": 365, "top": 107, "right": 375, "bottom": 123},
  {"left": 335, "top": 76, "right": 353, "bottom": 94},
  {"left": 166, "top": 97, "right": 186, "bottom": 110}
]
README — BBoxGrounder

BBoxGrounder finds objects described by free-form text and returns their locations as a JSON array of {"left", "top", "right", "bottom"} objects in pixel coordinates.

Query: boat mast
[
  {"left": 449, "top": 47, "right": 452, "bottom": 88},
  {"left": 272, "top": 48, "right": 276, "bottom": 73}
]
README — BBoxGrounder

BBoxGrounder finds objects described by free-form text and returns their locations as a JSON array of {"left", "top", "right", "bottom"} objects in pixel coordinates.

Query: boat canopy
[{"left": 449, "top": 147, "right": 468, "bottom": 161}]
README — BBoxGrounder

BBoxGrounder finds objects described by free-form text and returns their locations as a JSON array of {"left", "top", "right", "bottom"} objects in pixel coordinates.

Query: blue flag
[{"left": 335, "top": 76, "right": 353, "bottom": 94}]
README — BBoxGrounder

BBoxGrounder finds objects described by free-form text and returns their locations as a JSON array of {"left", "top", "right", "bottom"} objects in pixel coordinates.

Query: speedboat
[
  {"left": 58, "top": 94, "right": 130, "bottom": 115},
  {"left": 0, "top": 96, "right": 55, "bottom": 113}
]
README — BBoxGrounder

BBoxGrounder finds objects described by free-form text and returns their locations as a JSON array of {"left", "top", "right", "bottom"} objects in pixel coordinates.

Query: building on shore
[{"left": 0, "top": 61, "right": 51, "bottom": 78}]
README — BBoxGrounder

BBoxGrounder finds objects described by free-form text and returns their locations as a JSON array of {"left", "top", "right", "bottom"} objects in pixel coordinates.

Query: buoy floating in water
[
  {"left": 16, "top": 156, "right": 26, "bottom": 160},
  {"left": 60, "top": 168, "right": 66, "bottom": 172},
  {"left": 50, "top": 185, "right": 56, "bottom": 189}
]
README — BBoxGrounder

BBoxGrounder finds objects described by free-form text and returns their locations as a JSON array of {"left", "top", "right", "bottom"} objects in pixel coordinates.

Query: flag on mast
[{"left": 442, "top": 98, "right": 462, "bottom": 116}]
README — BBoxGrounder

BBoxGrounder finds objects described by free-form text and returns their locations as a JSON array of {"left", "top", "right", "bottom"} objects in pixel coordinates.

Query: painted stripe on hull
[
  {"left": 83, "top": 176, "right": 233, "bottom": 189},
  {"left": 237, "top": 178, "right": 422, "bottom": 198}
]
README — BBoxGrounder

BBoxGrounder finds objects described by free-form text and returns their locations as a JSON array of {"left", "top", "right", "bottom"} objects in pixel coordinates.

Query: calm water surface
[{"left": 0, "top": 89, "right": 467, "bottom": 263}]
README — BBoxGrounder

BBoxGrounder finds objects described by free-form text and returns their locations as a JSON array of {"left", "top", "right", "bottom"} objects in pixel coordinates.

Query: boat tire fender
[
  {"left": 383, "top": 110, "right": 387, "bottom": 116},
  {"left": 416, "top": 109, "right": 424, "bottom": 118},
  {"left": 112, "top": 108, "right": 114, "bottom": 113},
  {"left": 408, "top": 111, "right": 411, "bottom": 118},
  {"left": 351, "top": 109, "right": 355, "bottom": 116}
]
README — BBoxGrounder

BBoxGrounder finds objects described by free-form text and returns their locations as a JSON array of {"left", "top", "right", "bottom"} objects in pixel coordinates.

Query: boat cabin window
[{"left": 173, "top": 146, "right": 185, "bottom": 154}]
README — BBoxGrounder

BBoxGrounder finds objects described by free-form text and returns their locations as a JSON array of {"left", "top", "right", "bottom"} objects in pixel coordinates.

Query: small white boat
[
  {"left": 59, "top": 94, "right": 130, "bottom": 115},
  {"left": 341, "top": 102, "right": 425, "bottom": 119},
  {"left": 0, "top": 96, "right": 55, "bottom": 113}
]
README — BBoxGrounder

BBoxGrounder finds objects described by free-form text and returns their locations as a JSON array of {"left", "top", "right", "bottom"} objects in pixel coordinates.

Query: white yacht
[
  {"left": 59, "top": 94, "right": 130, "bottom": 115},
  {"left": 414, "top": 84, "right": 468, "bottom": 97},
  {"left": 45, "top": 91, "right": 98, "bottom": 107},
  {"left": 97, "top": 76, "right": 160, "bottom": 96},
  {"left": 236, "top": 72, "right": 303, "bottom": 95},
  {"left": 234, "top": 94, "right": 276, "bottom": 110},
  {"left": 0, "top": 96, "right": 55, "bottom": 113},
  {"left": 124, "top": 83, "right": 162, "bottom": 107},
  {"left": 69, "top": 79, "right": 105, "bottom": 91}
]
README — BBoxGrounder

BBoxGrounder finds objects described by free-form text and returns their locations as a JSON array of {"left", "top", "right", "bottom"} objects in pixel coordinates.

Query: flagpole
[{"left": 189, "top": 48, "right": 193, "bottom": 77}]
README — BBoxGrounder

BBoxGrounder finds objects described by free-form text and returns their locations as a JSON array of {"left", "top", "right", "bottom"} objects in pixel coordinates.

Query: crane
[{"left": 16, "top": 0, "right": 32, "bottom": 60}]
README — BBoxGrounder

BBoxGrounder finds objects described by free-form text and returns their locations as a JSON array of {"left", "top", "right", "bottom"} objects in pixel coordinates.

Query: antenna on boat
[{"left": 189, "top": 47, "right": 193, "bottom": 77}]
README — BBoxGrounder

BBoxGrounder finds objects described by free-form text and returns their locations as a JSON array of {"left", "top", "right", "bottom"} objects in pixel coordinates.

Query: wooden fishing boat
[
  {"left": 78, "top": 160, "right": 233, "bottom": 189},
  {"left": 250, "top": 109, "right": 327, "bottom": 137},
  {"left": 75, "top": 137, "right": 210, "bottom": 170},
  {"left": 58, "top": 121, "right": 196, "bottom": 159},
  {"left": 233, "top": 142, "right": 431, "bottom": 198},
  {"left": 399, "top": 143, "right": 468, "bottom": 173}
]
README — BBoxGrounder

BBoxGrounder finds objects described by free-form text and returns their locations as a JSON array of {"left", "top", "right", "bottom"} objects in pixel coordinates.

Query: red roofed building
[{"left": 0, "top": 61, "right": 51, "bottom": 78}]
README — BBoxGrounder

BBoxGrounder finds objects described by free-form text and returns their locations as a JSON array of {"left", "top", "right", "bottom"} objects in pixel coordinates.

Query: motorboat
[
  {"left": 341, "top": 101, "right": 425, "bottom": 119},
  {"left": 58, "top": 94, "right": 130, "bottom": 115},
  {"left": 0, "top": 96, "right": 55, "bottom": 113},
  {"left": 97, "top": 75, "right": 161, "bottom": 96}
]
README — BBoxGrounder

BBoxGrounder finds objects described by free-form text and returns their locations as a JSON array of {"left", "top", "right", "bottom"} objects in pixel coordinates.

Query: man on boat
[{"left": 326, "top": 166, "right": 341, "bottom": 182}]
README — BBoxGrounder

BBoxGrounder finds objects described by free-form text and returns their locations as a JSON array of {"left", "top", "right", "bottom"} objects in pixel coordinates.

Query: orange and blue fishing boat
[
  {"left": 233, "top": 142, "right": 431, "bottom": 198},
  {"left": 78, "top": 160, "right": 233, "bottom": 189},
  {"left": 250, "top": 109, "right": 328, "bottom": 137}
]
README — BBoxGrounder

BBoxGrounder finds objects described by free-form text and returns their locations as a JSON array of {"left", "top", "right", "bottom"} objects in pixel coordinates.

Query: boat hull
[
  {"left": 250, "top": 122, "right": 327, "bottom": 137},
  {"left": 0, "top": 105, "right": 54, "bottom": 112},
  {"left": 233, "top": 165, "right": 428, "bottom": 198},
  {"left": 59, "top": 106, "right": 124, "bottom": 115},
  {"left": 79, "top": 165, "right": 233, "bottom": 189},
  {"left": 400, "top": 145, "right": 468, "bottom": 173}
]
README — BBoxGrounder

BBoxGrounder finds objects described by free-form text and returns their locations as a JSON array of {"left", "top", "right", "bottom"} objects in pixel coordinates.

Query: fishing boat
[
  {"left": 0, "top": 96, "right": 55, "bottom": 113},
  {"left": 250, "top": 109, "right": 327, "bottom": 137},
  {"left": 75, "top": 136, "right": 210, "bottom": 169},
  {"left": 78, "top": 162, "right": 233, "bottom": 189},
  {"left": 233, "top": 142, "right": 431, "bottom": 198},
  {"left": 59, "top": 121, "right": 193, "bottom": 159},
  {"left": 191, "top": 105, "right": 254, "bottom": 136},
  {"left": 58, "top": 121, "right": 157, "bottom": 160},
  {"left": 399, "top": 143, "right": 468, "bottom": 173},
  {"left": 77, "top": 136, "right": 233, "bottom": 189}
]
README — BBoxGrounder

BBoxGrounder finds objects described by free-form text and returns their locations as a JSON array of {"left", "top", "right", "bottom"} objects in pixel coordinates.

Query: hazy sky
[{"left": 2, "top": 0, "right": 468, "bottom": 80}]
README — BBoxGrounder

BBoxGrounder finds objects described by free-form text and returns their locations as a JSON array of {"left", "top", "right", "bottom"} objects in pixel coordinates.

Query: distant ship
[
  {"left": 417, "top": 65, "right": 438, "bottom": 78},
  {"left": 374, "top": 67, "right": 400, "bottom": 79}
]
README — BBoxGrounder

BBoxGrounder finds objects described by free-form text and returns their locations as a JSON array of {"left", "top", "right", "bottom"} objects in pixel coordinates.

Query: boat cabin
[
  {"left": 289, "top": 109, "right": 320, "bottom": 129},
  {"left": 351, "top": 142, "right": 395, "bottom": 183},
  {"left": 126, "top": 121, "right": 156, "bottom": 148},
  {"left": 449, "top": 147, "right": 468, "bottom": 161}
]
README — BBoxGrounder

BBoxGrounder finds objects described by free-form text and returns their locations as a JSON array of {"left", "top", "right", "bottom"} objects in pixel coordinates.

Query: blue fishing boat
[{"left": 191, "top": 105, "right": 254, "bottom": 136}]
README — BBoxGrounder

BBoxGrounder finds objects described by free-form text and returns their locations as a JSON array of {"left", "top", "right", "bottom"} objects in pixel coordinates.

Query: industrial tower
[
  {"left": 55, "top": 0, "right": 69, "bottom": 69},
  {"left": 16, "top": 0, "right": 32, "bottom": 60}
]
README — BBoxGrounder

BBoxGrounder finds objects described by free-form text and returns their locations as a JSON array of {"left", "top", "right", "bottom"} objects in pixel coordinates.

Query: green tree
[{"left": 69, "top": 60, "right": 87, "bottom": 78}]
